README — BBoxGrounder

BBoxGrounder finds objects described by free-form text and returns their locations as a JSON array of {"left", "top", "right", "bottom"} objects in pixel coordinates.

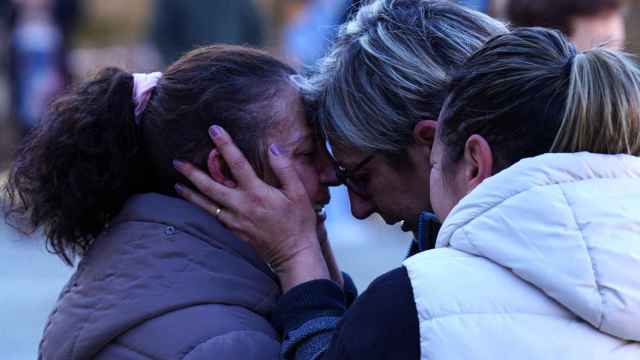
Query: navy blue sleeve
[
  {"left": 341, "top": 272, "right": 358, "bottom": 307},
  {"left": 271, "top": 267, "right": 419, "bottom": 360}
]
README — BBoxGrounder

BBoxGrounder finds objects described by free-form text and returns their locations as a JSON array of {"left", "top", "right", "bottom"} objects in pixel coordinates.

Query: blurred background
[{"left": 0, "top": 0, "right": 638, "bottom": 358}]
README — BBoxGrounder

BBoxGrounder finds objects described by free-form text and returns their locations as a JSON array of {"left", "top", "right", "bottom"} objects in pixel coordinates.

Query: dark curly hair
[{"left": 3, "top": 45, "right": 296, "bottom": 265}]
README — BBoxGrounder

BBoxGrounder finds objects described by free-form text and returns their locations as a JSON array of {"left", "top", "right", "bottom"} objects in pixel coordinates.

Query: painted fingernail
[
  {"left": 173, "top": 160, "right": 186, "bottom": 170},
  {"left": 270, "top": 144, "right": 282, "bottom": 156},
  {"left": 209, "top": 125, "right": 222, "bottom": 138},
  {"left": 174, "top": 183, "right": 185, "bottom": 193}
]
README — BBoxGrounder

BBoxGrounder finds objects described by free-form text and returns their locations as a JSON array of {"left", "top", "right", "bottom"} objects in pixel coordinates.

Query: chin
[{"left": 401, "top": 220, "right": 417, "bottom": 234}]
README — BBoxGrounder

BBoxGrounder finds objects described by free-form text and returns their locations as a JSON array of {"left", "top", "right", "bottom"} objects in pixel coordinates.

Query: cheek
[
  {"left": 293, "top": 160, "right": 321, "bottom": 197},
  {"left": 429, "top": 168, "right": 454, "bottom": 222}
]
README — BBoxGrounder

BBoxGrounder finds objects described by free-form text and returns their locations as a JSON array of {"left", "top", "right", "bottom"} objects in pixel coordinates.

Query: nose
[{"left": 347, "top": 189, "right": 375, "bottom": 220}]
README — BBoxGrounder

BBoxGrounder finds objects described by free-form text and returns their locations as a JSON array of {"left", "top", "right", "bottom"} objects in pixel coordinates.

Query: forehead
[{"left": 267, "top": 89, "right": 312, "bottom": 145}]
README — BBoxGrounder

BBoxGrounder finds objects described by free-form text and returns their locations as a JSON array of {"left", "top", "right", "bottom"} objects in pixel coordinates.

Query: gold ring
[{"left": 215, "top": 207, "right": 222, "bottom": 218}]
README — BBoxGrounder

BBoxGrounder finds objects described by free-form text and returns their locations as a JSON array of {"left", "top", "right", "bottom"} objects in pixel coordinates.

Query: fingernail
[
  {"left": 209, "top": 125, "right": 222, "bottom": 138},
  {"left": 270, "top": 144, "right": 282, "bottom": 156},
  {"left": 173, "top": 160, "right": 185, "bottom": 170},
  {"left": 174, "top": 183, "right": 185, "bottom": 193}
]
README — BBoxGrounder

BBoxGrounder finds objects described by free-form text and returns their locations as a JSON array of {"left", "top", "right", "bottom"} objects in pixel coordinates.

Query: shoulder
[{"left": 324, "top": 267, "right": 420, "bottom": 359}]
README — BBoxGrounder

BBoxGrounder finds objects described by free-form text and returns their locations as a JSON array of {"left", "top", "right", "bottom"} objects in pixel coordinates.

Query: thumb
[{"left": 269, "top": 144, "right": 305, "bottom": 195}]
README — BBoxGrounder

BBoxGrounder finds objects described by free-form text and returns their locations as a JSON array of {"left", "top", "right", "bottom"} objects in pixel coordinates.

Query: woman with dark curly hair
[{"left": 3, "top": 45, "right": 338, "bottom": 360}]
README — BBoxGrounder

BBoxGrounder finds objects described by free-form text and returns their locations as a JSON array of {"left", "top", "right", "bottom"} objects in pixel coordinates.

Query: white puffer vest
[{"left": 404, "top": 153, "right": 640, "bottom": 359}]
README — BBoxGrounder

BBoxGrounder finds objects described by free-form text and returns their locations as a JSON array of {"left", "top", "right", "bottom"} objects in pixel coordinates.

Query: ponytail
[
  {"left": 4, "top": 67, "right": 146, "bottom": 265},
  {"left": 439, "top": 28, "right": 640, "bottom": 174},
  {"left": 552, "top": 49, "right": 640, "bottom": 155}
]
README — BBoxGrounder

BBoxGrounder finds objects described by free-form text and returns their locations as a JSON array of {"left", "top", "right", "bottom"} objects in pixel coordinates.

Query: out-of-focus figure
[
  {"left": 6, "top": 0, "right": 79, "bottom": 137},
  {"left": 151, "top": 0, "right": 265, "bottom": 65},
  {"left": 456, "top": 0, "right": 490, "bottom": 12},
  {"left": 281, "top": 0, "right": 359, "bottom": 68},
  {"left": 507, "top": 0, "right": 625, "bottom": 50},
  {"left": 281, "top": 0, "right": 490, "bottom": 69}
]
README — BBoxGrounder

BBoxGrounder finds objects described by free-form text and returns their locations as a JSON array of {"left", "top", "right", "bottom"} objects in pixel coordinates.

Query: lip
[
  {"left": 314, "top": 200, "right": 329, "bottom": 223},
  {"left": 379, "top": 213, "right": 417, "bottom": 233},
  {"left": 379, "top": 213, "right": 400, "bottom": 226},
  {"left": 316, "top": 208, "right": 327, "bottom": 223},
  {"left": 401, "top": 219, "right": 417, "bottom": 233},
  {"left": 314, "top": 206, "right": 327, "bottom": 223}
]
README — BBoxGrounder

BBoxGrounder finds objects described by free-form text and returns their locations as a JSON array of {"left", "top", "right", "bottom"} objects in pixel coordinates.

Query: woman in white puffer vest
[{"left": 415, "top": 27, "right": 640, "bottom": 359}]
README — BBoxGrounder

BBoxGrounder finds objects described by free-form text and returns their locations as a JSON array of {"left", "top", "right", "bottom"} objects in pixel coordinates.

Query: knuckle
[
  {"left": 226, "top": 221, "right": 241, "bottom": 231},
  {"left": 290, "top": 186, "right": 306, "bottom": 200},
  {"left": 276, "top": 162, "right": 293, "bottom": 172},
  {"left": 206, "top": 203, "right": 219, "bottom": 214},
  {"left": 229, "top": 157, "right": 248, "bottom": 172},
  {"left": 247, "top": 192, "right": 265, "bottom": 208},
  {"left": 201, "top": 181, "right": 216, "bottom": 195},
  {"left": 216, "top": 134, "right": 231, "bottom": 146}
]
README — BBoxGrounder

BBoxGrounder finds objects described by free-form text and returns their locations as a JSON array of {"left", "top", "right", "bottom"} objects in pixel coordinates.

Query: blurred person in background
[
  {"left": 282, "top": 0, "right": 489, "bottom": 68},
  {"left": 282, "top": 0, "right": 363, "bottom": 67},
  {"left": 151, "top": 0, "right": 265, "bottom": 65},
  {"left": 5, "top": 0, "right": 79, "bottom": 137},
  {"left": 507, "top": 0, "right": 626, "bottom": 50},
  {"left": 4, "top": 45, "right": 347, "bottom": 359},
  {"left": 456, "top": 0, "right": 490, "bottom": 12}
]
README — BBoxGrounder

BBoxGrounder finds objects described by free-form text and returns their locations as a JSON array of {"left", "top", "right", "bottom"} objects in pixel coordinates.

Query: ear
[
  {"left": 409, "top": 120, "right": 438, "bottom": 170},
  {"left": 413, "top": 120, "right": 438, "bottom": 147},
  {"left": 461, "top": 134, "right": 494, "bottom": 193},
  {"left": 207, "top": 148, "right": 237, "bottom": 188}
]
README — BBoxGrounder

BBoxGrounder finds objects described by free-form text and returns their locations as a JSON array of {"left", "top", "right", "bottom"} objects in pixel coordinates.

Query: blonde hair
[
  {"left": 552, "top": 49, "right": 640, "bottom": 155},
  {"left": 439, "top": 27, "right": 640, "bottom": 172}
]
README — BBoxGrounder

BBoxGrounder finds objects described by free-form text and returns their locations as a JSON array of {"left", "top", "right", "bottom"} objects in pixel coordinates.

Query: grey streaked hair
[{"left": 295, "top": 0, "right": 507, "bottom": 158}]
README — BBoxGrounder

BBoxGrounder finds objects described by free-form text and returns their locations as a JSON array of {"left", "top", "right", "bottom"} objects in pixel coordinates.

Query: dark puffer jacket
[{"left": 39, "top": 193, "right": 281, "bottom": 359}]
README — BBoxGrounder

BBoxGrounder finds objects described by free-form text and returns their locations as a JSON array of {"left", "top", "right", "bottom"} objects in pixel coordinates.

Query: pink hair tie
[{"left": 132, "top": 72, "right": 162, "bottom": 122}]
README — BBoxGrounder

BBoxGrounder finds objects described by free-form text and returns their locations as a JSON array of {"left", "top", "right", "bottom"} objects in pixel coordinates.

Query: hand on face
[{"left": 174, "top": 126, "right": 331, "bottom": 292}]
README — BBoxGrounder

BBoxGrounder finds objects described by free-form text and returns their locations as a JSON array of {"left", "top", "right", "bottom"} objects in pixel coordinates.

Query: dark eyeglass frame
[{"left": 333, "top": 155, "right": 374, "bottom": 198}]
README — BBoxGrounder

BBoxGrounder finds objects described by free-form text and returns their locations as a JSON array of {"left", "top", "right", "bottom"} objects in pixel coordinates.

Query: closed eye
[{"left": 297, "top": 147, "right": 316, "bottom": 160}]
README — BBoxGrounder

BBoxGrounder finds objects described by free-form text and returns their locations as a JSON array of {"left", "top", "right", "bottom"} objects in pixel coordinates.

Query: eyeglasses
[{"left": 333, "top": 155, "right": 374, "bottom": 198}]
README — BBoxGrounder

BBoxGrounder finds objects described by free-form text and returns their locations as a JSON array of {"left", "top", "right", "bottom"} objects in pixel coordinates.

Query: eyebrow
[
  {"left": 333, "top": 155, "right": 356, "bottom": 169},
  {"left": 337, "top": 156, "right": 372, "bottom": 173},
  {"left": 283, "top": 132, "right": 313, "bottom": 148}
]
